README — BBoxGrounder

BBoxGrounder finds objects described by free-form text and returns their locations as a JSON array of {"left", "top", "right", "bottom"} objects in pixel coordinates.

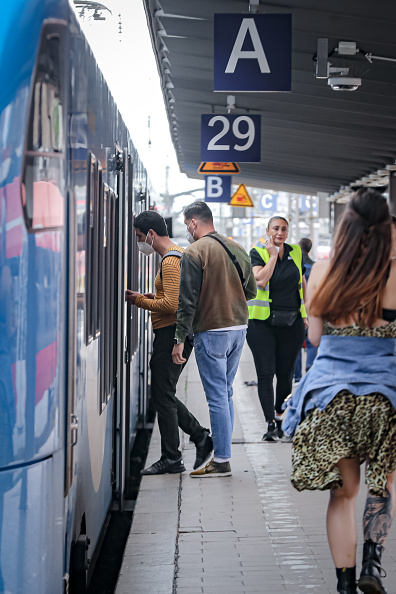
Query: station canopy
[{"left": 143, "top": 0, "right": 396, "bottom": 197}]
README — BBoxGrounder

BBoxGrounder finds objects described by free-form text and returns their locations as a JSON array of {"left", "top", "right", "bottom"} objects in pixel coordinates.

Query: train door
[
  {"left": 125, "top": 154, "right": 139, "bottom": 437},
  {"left": 135, "top": 174, "right": 153, "bottom": 428},
  {"left": 112, "top": 146, "right": 130, "bottom": 511}
]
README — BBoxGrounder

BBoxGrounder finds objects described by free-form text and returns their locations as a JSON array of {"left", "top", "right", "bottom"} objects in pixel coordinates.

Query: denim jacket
[{"left": 283, "top": 334, "right": 396, "bottom": 436}]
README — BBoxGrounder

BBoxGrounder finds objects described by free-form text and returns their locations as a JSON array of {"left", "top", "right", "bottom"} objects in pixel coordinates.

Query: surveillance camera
[{"left": 328, "top": 77, "right": 361, "bottom": 91}]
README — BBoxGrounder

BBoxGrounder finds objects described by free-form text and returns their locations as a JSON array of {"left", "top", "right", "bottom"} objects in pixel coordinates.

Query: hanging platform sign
[
  {"left": 230, "top": 184, "right": 254, "bottom": 207},
  {"left": 204, "top": 175, "right": 232, "bottom": 203},
  {"left": 214, "top": 14, "right": 292, "bottom": 92},
  {"left": 198, "top": 162, "right": 240, "bottom": 174},
  {"left": 201, "top": 114, "right": 261, "bottom": 162}
]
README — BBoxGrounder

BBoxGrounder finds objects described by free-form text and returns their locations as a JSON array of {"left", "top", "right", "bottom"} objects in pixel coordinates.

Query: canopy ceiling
[{"left": 143, "top": 0, "right": 396, "bottom": 197}]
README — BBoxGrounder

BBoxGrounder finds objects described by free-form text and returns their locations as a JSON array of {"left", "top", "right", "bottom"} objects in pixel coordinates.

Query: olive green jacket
[{"left": 175, "top": 232, "right": 257, "bottom": 343}]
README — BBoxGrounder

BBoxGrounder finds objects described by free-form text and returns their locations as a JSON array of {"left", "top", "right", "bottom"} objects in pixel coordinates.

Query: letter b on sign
[{"left": 205, "top": 175, "right": 232, "bottom": 203}]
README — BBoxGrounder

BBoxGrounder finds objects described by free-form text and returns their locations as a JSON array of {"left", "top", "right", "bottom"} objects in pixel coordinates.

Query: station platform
[{"left": 115, "top": 347, "right": 396, "bottom": 594}]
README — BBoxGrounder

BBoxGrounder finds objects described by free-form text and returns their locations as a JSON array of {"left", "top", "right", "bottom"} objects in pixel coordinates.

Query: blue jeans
[
  {"left": 193, "top": 329, "right": 246, "bottom": 459},
  {"left": 294, "top": 336, "right": 318, "bottom": 381}
]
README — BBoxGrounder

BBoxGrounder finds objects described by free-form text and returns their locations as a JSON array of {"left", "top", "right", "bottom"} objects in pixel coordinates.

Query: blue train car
[{"left": 0, "top": 1, "right": 156, "bottom": 592}]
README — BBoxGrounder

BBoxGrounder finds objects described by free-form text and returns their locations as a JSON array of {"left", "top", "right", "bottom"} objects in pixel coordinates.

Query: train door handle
[{"left": 70, "top": 414, "right": 79, "bottom": 447}]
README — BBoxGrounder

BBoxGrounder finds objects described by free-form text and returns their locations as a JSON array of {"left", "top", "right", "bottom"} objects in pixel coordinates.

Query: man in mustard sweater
[{"left": 126, "top": 210, "right": 212, "bottom": 475}]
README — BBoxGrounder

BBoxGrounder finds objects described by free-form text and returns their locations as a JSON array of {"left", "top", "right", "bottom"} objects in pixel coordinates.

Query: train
[{"left": 0, "top": 1, "right": 158, "bottom": 592}]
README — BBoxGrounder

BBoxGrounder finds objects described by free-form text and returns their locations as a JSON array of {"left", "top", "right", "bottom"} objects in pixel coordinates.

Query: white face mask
[
  {"left": 137, "top": 232, "right": 155, "bottom": 256},
  {"left": 186, "top": 220, "right": 196, "bottom": 244}
]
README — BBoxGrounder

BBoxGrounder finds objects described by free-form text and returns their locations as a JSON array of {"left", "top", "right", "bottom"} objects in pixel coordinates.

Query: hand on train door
[{"left": 125, "top": 289, "right": 140, "bottom": 305}]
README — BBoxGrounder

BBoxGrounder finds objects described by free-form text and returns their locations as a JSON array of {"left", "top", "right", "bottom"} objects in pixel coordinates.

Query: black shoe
[
  {"left": 275, "top": 419, "right": 284, "bottom": 439},
  {"left": 262, "top": 421, "right": 278, "bottom": 442},
  {"left": 358, "top": 541, "right": 388, "bottom": 594},
  {"left": 193, "top": 430, "right": 213, "bottom": 470},
  {"left": 336, "top": 567, "right": 357, "bottom": 593},
  {"left": 140, "top": 457, "right": 186, "bottom": 475}
]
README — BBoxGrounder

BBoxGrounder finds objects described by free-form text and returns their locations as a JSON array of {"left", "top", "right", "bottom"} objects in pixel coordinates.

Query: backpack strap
[{"left": 160, "top": 250, "right": 182, "bottom": 279}]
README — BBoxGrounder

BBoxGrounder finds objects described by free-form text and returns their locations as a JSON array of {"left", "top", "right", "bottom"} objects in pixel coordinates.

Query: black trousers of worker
[
  {"left": 150, "top": 324, "right": 206, "bottom": 461},
  {"left": 246, "top": 317, "right": 305, "bottom": 422}
]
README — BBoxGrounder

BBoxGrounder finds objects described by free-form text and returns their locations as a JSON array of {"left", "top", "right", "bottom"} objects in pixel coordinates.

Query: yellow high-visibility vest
[{"left": 248, "top": 243, "right": 307, "bottom": 321}]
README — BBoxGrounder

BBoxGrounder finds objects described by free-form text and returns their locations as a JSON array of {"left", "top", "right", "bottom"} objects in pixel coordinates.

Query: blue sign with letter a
[
  {"left": 214, "top": 14, "right": 291, "bottom": 92},
  {"left": 205, "top": 175, "right": 232, "bottom": 203},
  {"left": 201, "top": 114, "right": 261, "bottom": 162}
]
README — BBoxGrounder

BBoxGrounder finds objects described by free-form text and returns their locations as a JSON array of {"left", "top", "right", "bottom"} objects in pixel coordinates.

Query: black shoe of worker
[
  {"left": 275, "top": 419, "right": 284, "bottom": 439},
  {"left": 140, "top": 457, "right": 186, "bottom": 476},
  {"left": 262, "top": 421, "right": 279, "bottom": 442},
  {"left": 193, "top": 430, "right": 213, "bottom": 469}
]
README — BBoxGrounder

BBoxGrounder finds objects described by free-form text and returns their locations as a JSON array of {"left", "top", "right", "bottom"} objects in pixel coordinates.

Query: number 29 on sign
[{"left": 201, "top": 114, "right": 261, "bottom": 163}]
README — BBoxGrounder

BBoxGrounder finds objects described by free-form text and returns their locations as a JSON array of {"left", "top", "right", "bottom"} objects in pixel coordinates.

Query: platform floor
[{"left": 116, "top": 346, "right": 396, "bottom": 594}]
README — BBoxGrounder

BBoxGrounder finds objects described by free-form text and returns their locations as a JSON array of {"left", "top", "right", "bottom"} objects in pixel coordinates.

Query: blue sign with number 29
[{"left": 201, "top": 114, "right": 261, "bottom": 162}]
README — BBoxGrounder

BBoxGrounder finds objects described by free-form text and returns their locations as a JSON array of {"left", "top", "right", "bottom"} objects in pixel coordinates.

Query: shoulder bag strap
[{"left": 205, "top": 234, "right": 245, "bottom": 288}]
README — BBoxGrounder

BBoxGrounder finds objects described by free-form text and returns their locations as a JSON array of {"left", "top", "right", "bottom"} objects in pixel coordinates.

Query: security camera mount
[{"left": 315, "top": 38, "right": 396, "bottom": 91}]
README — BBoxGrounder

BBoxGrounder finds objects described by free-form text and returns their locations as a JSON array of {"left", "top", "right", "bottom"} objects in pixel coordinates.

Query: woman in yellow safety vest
[{"left": 246, "top": 216, "right": 307, "bottom": 441}]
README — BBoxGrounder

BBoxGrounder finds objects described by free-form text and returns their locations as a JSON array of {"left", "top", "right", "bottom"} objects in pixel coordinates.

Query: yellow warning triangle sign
[
  {"left": 198, "top": 162, "right": 240, "bottom": 174},
  {"left": 230, "top": 184, "right": 254, "bottom": 207}
]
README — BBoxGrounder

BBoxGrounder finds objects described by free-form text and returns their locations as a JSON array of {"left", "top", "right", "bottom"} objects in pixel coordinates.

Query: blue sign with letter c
[{"left": 260, "top": 193, "right": 277, "bottom": 211}]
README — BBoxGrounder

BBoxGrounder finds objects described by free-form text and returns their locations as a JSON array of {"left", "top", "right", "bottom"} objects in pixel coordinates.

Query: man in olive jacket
[{"left": 172, "top": 201, "right": 256, "bottom": 478}]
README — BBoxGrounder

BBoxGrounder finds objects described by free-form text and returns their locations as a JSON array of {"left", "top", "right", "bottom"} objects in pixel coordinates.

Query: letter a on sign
[
  {"left": 214, "top": 14, "right": 291, "bottom": 92},
  {"left": 225, "top": 19, "right": 270, "bottom": 74}
]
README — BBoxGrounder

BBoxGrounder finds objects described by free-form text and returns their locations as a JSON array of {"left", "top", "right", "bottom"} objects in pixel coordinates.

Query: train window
[
  {"left": 128, "top": 215, "right": 139, "bottom": 357},
  {"left": 93, "top": 166, "right": 102, "bottom": 337},
  {"left": 85, "top": 152, "right": 102, "bottom": 345},
  {"left": 127, "top": 155, "right": 139, "bottom": 358},
  {"left": 100, "top": 186, "right": 117, "bottom": 412},
  {"left": 21, "top": 21, "right": 66, "bottom": 232}
]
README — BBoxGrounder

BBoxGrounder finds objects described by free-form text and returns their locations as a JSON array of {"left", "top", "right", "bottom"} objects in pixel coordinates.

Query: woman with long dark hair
[
  {"left": 284, "top": 189, "right": 396, "bottom": 594},
  {"left": 247, "top": 216, "right": 307, "bottom": 441}
]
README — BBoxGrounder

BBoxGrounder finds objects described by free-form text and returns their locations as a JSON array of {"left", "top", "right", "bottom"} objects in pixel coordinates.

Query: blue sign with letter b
[{"left": 205, "top": 175, "right": 232, "bottom": 203}]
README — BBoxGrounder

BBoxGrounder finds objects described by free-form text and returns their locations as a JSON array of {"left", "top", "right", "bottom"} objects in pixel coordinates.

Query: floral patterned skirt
[{"left": 291, "top": 390, "right": 396, "bottom": 496}]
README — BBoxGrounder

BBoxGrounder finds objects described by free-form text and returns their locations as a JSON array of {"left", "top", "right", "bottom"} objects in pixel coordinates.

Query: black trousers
[
  {"left": 150, "top": 324, "right": 205, "bottom": 460},
  {"left": 246, "top": 317, "right": 305, "bottom": 422}
]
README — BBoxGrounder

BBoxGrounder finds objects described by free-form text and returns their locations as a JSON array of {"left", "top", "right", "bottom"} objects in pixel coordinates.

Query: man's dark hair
[
  {"left": 184, "top": 201, "right": 213, "bottom": 224},
  {"left": 134, "top": 210, "right": 168, "bottom": 236},
  {"left": 299, "top": 237, "right": 312, "bottom": 254}
]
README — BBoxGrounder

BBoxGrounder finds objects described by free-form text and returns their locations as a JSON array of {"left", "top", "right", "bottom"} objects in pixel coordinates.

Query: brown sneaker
[{"left": 190, "top": 458, "right": 231, "bottom": 478}]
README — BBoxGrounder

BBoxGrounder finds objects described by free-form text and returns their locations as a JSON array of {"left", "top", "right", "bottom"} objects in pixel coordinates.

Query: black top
[
  {"left": 382, "top": 308, "right": 396, "bottom": 322},
  {"left": 250, "top": 244, "right": 305, "bottom": 312},
  {"left": 382, "top": 265, "right": 396, "bottom": 321}
]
